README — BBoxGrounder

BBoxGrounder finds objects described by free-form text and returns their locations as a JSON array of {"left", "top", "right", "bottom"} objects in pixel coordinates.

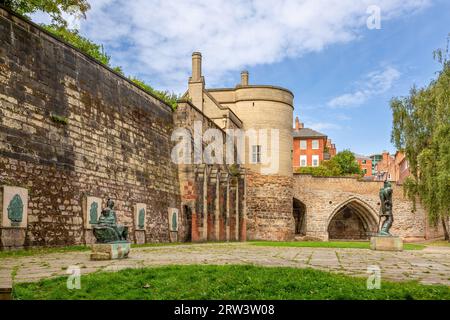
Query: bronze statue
[
  {"left": 93, "top": 199, "right": 129, "bottom": 243},
  {"left": 378, "top": 181, "right": 394, "bottom": 236}
]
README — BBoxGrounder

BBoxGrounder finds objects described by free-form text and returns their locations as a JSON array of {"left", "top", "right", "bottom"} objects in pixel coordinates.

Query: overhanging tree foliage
[
  {"left": 0, "top": 0, "right": 90, "bottom": 27},
  {"left": 1, "top": 0, "right": 179, "bottom": 109},
  {"left": 391, "top": 39, "right": 450, "bottom": 239}
]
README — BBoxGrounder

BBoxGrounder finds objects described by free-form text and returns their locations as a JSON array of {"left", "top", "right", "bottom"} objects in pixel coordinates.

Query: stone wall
[
  {"left": 173, "top": 100, "right": 246, "bottom": 242},
  {"left": 0, "top": 8, "right": 180, "bottom": 248},
  {"left": 246, "top": 172, "right": 294, "bottom": 241},
  {"left": 293, "top": 174, "right": 443, "bottom": 241}
]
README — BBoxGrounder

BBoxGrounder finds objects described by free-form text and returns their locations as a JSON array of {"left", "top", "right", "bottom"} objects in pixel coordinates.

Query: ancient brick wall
[
  {"left": 245, "top": 172, "right": 294, "bottom": 241},
  {"left": 293, "top": 174, "right": 443, "bottom": 241},
  {"left": 173, "top": 100, "right": 246, "bottom": 242},
  {"left": 0, "top": 8, "right": 180, "bottom": 247}
]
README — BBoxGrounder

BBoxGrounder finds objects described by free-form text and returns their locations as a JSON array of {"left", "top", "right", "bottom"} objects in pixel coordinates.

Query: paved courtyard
[{"left": 1, "top": 243, "right": 449, "bottom": 289}]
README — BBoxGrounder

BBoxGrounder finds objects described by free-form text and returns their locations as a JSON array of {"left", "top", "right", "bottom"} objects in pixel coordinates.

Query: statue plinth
[
  {"left": 90, "top": 199, "right": 131, "bottom": 260},
  {"left": 370, "top": 236, "right": 403, "bottom": 251},
  {"left": 90, "top": 242, "right": 130, "bottom": 260}
]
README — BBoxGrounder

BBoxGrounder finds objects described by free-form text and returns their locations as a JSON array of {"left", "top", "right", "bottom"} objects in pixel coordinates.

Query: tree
[
  {"left": 331, "top": 150, "right": 362, "bottom": 175},
  {"left": 295, "top": 150, "right": 361, "bottom": 177},
  {"left": 0, "top": 0, "right": 90, "bottom": 27},
  {"left": 391, "top": 39, "right": 450, "bottom": 240}
]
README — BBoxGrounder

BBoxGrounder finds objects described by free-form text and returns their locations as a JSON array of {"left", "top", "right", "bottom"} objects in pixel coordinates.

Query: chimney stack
[
  {"left": 191, "top": 52, "right": 202, "bottom": 82},
  {"left": 295, "top": 117, "right": 304, "bottom": 130},
  {"left": 241, "top": 71, "right": 249, "bottom": 86}
]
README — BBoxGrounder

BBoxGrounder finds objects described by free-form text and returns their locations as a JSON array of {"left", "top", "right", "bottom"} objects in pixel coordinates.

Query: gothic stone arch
[{"left": 327, "top": 197, "right": 379, "bottom": 240}]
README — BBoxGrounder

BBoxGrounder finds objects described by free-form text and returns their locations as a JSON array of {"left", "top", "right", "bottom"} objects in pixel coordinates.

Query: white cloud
[
  {"left": 335, "top": 114, "right": 352, "bottom": 121},
  {"left": 308, "top": 122, "right": 342, "bottom": 131},
  {"left": 328, "top": 66, "right": 401, "bottom": 108},
  {"left": 31, "top": 0, "right": 428, "bottom": 93}
]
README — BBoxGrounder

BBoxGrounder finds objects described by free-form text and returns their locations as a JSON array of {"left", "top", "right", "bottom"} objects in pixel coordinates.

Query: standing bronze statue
[{"left": 378, "top": 181, "right": 394, "bottom": 236}]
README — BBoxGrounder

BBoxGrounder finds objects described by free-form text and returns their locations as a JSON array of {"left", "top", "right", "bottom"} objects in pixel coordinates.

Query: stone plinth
[
  {"left": 370, "top": 236, "right": 403, "bottom": 251},
  {"left": 0, "top": 285, "right": 12, "bottom": 300},
  {"left": 135, "top": 230, "right": 146, "bottom": 244},
  {"left": 90, "top": 242, "right": 130, "bottom": 260},
  {"left": 84, "top": 229, "right": 96, "bottom": 245},
  {"left": 0, "top": 228, "right": 26, "bottom": 249}
]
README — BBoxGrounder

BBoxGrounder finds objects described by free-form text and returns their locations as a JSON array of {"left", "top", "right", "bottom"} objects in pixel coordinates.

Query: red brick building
[
  {"left": 293, "top": 117, "right": 328, "bottom": 169},
  {"left": 325, "top": 138, "right": 337, "bottom": 159},
  {"left": 374, "top": 151, "right": 410, "bottom": 184},
  {"left": 354, "top": 154, "right": 373, "bottom": 177}
]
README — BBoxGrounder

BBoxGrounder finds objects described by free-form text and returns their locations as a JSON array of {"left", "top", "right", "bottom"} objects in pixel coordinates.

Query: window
[
  {"left": 362, "top": 160, "right": 366, "bottom": 164},
  {"left": 363, "top": 169, "right": 367, "bottom": 175},
  {"left": 312, "top": 140, "right": 319, "bottom": 150},
  {"left": 312, "top": 155, "right": 319, "bottom": 167},
  {"left": 300, "top": 140, "right": 307, "bottom": 150},
  {"left": 252, "top": 145, "right": 262, "bottom": 164},
  {"left": 300, "top": 155, "right": 307, "bottom": 167}
]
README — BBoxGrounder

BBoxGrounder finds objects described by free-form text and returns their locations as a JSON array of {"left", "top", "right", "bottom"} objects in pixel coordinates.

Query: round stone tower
[
  {"left": 207, "top": 71, "right": 295, "bottom": 240},
  {"left": 208, "top": 72, "right": 294, "bottom": 177}
]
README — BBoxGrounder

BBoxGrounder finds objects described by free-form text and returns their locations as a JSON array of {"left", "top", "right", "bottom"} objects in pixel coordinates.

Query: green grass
[
  {"left": 0, "top": 245, "right": 90, "bottom": 259},
  {"left": 12, "top": 265, "right": 450, "bottom": 300},
  {"left": 0, "top": 243, "right": 190, "bottom": 259},
  {"left": 425, "top": 240, "right": 450, "bottom": 247},
  {"left": 250, "top": 241, "right": 425, "bottom": 250}
]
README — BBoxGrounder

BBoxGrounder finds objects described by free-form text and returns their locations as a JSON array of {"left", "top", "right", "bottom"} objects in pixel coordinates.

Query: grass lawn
[
  {"left": 12, "top": 265, "right": 450, "bottom": 300},
  {"left": 250, "top": 241, "right": 425, "bottom": 250},
  {"left": 0, "top": 242, "right": 190, "bottom": 259},
  {"left": 425, "top": 240, "right": 450, "bottom": 247}
]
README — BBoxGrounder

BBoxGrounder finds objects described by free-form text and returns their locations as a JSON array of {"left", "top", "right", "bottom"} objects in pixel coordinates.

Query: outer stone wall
[
  {"left": 293, "top": 174, "right": 444, "bottom": 241},
  {"left": 246, "top": 172, "right": 294, "bottom": 241},
  {"left": 0, "top": 8, "right": 180, "bottom": 247},
  {"left": 173, "top": 101, "right": 246, "bottom": 242}
]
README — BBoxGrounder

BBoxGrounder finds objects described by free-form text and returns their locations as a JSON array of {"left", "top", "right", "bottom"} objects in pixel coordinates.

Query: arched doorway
[
  {"left": 328, "top": 199, "right": 377, "bottom": 240},
  {"left": 183, "top": 205, "right": 192, "bottom": 242},
  {"left": 293, "top": 198, "right": 306, "bottom": 235}
]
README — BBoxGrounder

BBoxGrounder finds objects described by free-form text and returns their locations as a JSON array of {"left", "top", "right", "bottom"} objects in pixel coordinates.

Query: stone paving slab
[{"left": 0, "top": 243, "right": 449, "bottom": 287}]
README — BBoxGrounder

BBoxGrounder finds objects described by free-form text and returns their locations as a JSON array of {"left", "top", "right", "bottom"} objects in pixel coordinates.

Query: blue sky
[{"left": 30, "top": 0, "right": 449, "bottom": 155}]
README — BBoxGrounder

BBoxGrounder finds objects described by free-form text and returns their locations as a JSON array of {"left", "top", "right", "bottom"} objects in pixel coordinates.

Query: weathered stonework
[
  {"left": 90, "top": 242, "right": 130, "bottom": 260},
  {"left": 293, "top": 174, "right": 444, "bottom": 241},
  {"left": 370, "top": 236, "right": 403, "bottom": 251},
  {"left": 0, "top": 8, "right": 181, "bottom": 247},
  {"left": 173, "top": 101, "right": 246, "bottom": 243},
  {"left": 246, "top": 172, "right": 294, "bottom": 241}
]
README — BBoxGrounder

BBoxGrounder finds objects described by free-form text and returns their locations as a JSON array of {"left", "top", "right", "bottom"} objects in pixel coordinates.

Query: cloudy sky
[{"left": 31, "top": 0, "right": 449, "bottom": 155}]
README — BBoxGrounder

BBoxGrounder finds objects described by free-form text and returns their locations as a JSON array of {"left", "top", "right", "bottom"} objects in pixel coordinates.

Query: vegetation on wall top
[
  {"left": 0, "top": 0, "right": 90, "bottom": 27},
  {"left": 1, "top": 0, "right": 179, "bottom": 109}
]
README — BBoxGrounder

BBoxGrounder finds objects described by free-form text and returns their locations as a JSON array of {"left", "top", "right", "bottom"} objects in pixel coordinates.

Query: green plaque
[
  {"left": 138, "top": 208, "right": 145, "bottom": 229},
  {"left": 89, "top": 201, "right": 98, "bottom": 225},
  {"left": 172, "top": 211, "right": 178, "bottom": 231},
  {"left": 8, "top": 194, "right": 23, "bottom": 226}
]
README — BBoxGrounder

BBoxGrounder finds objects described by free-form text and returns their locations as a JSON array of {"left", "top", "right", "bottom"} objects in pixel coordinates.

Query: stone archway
[
  {"left": 327, "top": 198, "right": 378, "bottom": 240},
  {"left": 293, "top": 198, "right": 306, "bottom": 235}
]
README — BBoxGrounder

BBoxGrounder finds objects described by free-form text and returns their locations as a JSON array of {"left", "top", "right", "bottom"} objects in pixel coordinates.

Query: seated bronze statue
[{"left": 93, "top": 199, "right": 128, "bottom": 243}]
